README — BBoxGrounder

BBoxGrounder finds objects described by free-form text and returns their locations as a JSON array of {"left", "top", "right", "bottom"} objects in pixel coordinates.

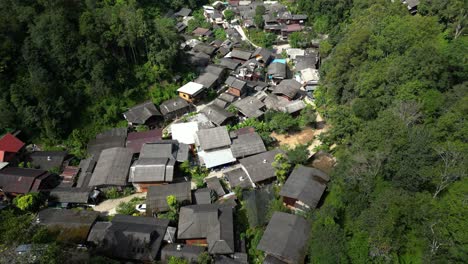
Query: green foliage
[
  {"left": 116, "top": 197, "right": 145, "bottom": 215},
  {"left": 289, "top": 31, "right": 316, "bottom": 48},
  {"left": 223, "top": 10, "right": 235, "bottom": 22},
  {"left": 265, "top": 111, "right": 299, "bottom": 134},
  {"left": 248, "top": 29, "right": 276, "bottom": 48},
  {"left": 159, "top": 194, "right": 179, "bottom": 222},
  {"left": 168, "top": 256, "right": 189, "bottom": 264},
  {"left": 272, "top": 153, "right": 291, "bottom": 184},
  {"left": 180, "top": 160, "right": 209, "bottom": 188},
  {"left": 197, "top": 252, "right": 213, "bottom": 264},
  {"left": 187, "top": 9, "right": 211, "bottom": 33},
  {"left": 298, "top": 105, "right": 317, "bottom": 128},
  {"left": 214, "top": 28, "right": 227, "bottom": 40},
  {"left": 266, "top": 197, "right": 289, "bottom": 221},
  {"left": 13, "top": 192, "right": 42, "bottom": 212},
  {"left": 286, "top": 144, "right": 310, "bottom": 165},
  {"left": 0, "top": 210, "right": 35, "bottom": 245},
  {"left": 89, "top": 256, "right": 120, "bottom": 264},
  {"left": 103, "top": 187, "right": 134, "bottom": 199}
]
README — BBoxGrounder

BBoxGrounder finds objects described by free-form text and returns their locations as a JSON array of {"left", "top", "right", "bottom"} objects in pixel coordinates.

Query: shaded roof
[
  {"left": 37, "top": 208, "right": 98, "bottom": 227},
  {"left": 171, "top": 122, "right": 199, "bottom": 145},
  {"left": 96, "top": 128, "right": 128, "bottom": 139},
  {"left": 178, "top": 82, "right": 205, "bottom": 96},
  {"left": 267, "top": 62, "right": 287, "bottom": 79},
  {"left": 160, "top": 97, "right": 191, "bottom": 116},
  {"left": 146, "top": 181, "right": 192, "bottom": 213},
  {"left": 243, "top": 185, "right": 275, "bottom": 227},
  {"left": 193, "top": 27, "right": 212, "bottom": 36},
  {"left": 75, "top": 157, "right": 96, "bottom": 188},
  {"left": 278, "top": 100, "right": 306, "bottom": 114},
  {"left": 252, "top": 48, "right": 273, "bottom": 63},
  {"left": 224, "top": 168, "right": 253, "bottom": 189},
  {"left": 178, "top": 205, "right": 235, "bottom": 254},
  {"left": 0, "top": 133, "right": 24, "bottom": 153},
  {"left": 231, "top": 132, "right": 266, "bottom": 158},
  {"left": 161, "top": 244, "right": 205, "bottom": 263},
  {"left": 239, "top": 149, "right": 283, "bottom": 183},
  {"left": 212, "top": 98, "right": 230, "bottom": 109},
  {"left": 123, "top": 101, "right": 161, "bottom": 125},
  {"left": 257, "top": 212, "right": 311, "bottom": 264},
  {"left": 29, "top": 151, "right": 67, "bottom": 171},
  {"left": 193, "top": 43, "right": 217, "bottom": 55},
  {"left": 89, "top": 215, "right": 169, "bottom": 261},
  {"left": 204, "top": 64, "right": 227, "bottom": 76},
  {"left": 206, "top": 177, "right": 226, "bottom": 197},
  {"left": 188, "top": 51, "right": 211, "bottom": 67},
  {"left": 126, "top": 129, "right": 163, "bottom": 154},
  {"left": 279, "top": 165, "right": 329, "bottom": 209},
  {"left": 49, "top": 187, "right": 91, "bottom": 204},
  {"left": 225, "top": 76, "right": 247, "bottom": 91},
  {"left": 273, "top": 79, "right": 302, "bottom": 99},
  {"left": 233, "top": 97, "right": 265, "bottom": 118},
  {"left": 230, "top": 50, "right": 252, "bottom": 61},
  {"left": 195, "top": 72, "right": 220, "bottom": 89},
  {"left": 0, "top": 167, "right": 52, "bottom": 194},
  {"left": 219, "top": 58, "right": 241, "bottom": 71},
  {"left": 130, "top": 158, "right": 175, "bottom": 183},
  {"left": 194, "top": 188, "right": 215, "bottom": 204},
  {"left": 196, "top": 126, "right": 231, "bottom": 151},
  {"left": 295, "top": 55, "right": 317, "bottom": 71},
  {"left": 200, "top": 105, "right": 235, "bottom": 127},
  {"left": 218, "top": 92, "right": 237, "bottom": 103},
  {"left": 175, "top": 7, "right": 192, "bottom": 17},
  {"left": 88, "top": 147, "right": 133, "bottom": 187},
  {"left": 198, "top": 148, "right": 236, "bottom": 169},
  {"left": 87, "top": 136, "right": 126, "bottom": 157}
]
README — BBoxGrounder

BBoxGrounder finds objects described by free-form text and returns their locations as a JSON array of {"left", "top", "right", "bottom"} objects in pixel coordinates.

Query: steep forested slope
[
  {"left": 298, "top": 0, "right": 467, "bottom": 263},
  {"left": 0, "top": 0, "right": 206, "bottom": 152}
]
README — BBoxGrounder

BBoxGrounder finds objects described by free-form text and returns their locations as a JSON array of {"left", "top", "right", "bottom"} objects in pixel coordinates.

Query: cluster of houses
[{"left": 0, "top": 3, "right": 331, "bottom": 264}]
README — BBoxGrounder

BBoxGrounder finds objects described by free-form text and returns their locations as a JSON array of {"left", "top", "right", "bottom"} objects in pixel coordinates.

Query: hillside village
[{"left": 0, "top": 1, "right": 335, "bottom": 263}]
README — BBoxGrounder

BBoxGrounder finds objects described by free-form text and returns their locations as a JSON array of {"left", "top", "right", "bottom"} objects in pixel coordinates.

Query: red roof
[
  {"left": 126, "top": 129, "right": 163, "bottom": 153},
  {"left": 0, "top": 133, "right": 25, "bottom": 153},
  {"left": 282, "top": 24, "right": 303, "bottom": 32}
]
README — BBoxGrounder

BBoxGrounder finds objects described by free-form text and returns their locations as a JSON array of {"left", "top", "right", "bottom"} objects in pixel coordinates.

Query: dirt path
[{"left": 93, "top": 192, "right": 146, "bottom": 215}]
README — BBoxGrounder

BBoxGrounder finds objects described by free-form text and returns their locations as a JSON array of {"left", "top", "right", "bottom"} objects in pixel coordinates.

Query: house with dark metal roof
[
  {"left": 123, "top": 101, "right": 162, "bottom": 126},
  {"left": 188, "top": 51, "right": 211, "bottom": 68},
  {"left": 295, "top": 55, "right": 318, "bottom": 71},
  {"left": 130, "top": 141, "right": 188, "bottom": 191},
  {"left": 75, "top": 157, "right": 96, "bottom": 188},
  {"left": 215, "top": 255, "right": 248, "bottom": 264},
  {"left": 204, "top": 64, "right": 228, "bottom": 77},
  {"left": 193, "top": 43, "right": 217, "bottom": 56},
  {"left": 88, "top": 147, "right": 133, "bottom": 188},
  {"left": 230, "top": 49, "right": 252, "bottom": 63},
  {"left": 193, "top": 27, "right": 213, "bottom": 38},
  {"left": 273, "top": 79, "right": 302, "bottom": 100},
  {"left": 252, "top": 47, "right": 273, "bottom": 66},
  {"left": 195, "top": 72, "right": 222, "bottom": 90},
  {"left": 218, "top": 92, "right": 238, "bottom": 104},
  {"left": 239, "top": 149, "right": 284, "bottom": 185},
  {"left": 195, "top": 126, "right": 236, "bottom": 169},
  {"left": 146, "top": 181, "right": 192, "bottom": 214},
  {"left": 37, "top": 208, "right": 99, "bottom": 243},
  {"left": 0, "top": 133, "right": 25, "bottom": 162},
  {"left": 267, "top": 62, "right": 288, "bottom": 84},
  {"left": 195, "top": 126, "right": 231, "bottom": 152},
  {"left": 87, "top": 215, "right": 170, "bottom": 262},
  {"left": 126, "top": 129, "right": 163, "bottom": 154},
  {"left": 225, "top": 76, "right": 248, "bottom": 97},
  {"left": 175, "top": 7, "right": 192, "bottom": 18},
  {"left": 0, "top": 167, "right": 57, "bottom": 195},
  {"left": 200, "top": 104, "right": 235, "bottom": 127},
  {"left": 206, "top": 177, "right": 227, "bottom": 197},
  {"left": 231, "top": 132, "right": 266, "bottom": 158},
  {"left": 232, "top": 96, "right": 265, "bottom": 119},
  {"left": 224, "top": 168, "right": 254, "bottom": 189},
  {"left": 193, "top": 188, "right": 216, "bottom": 204},
  {"left": 176, "top": 22, "right": 187, "bottom": 32},
  {"left": 218, "top": 58, "right": 241, "bottom": 71},
  {"left": 279, "top": 165, "right": 329, "bottom": 211},
  {"left": 161, "top": 244, "right": 206, "bottom": 263},
  {"left": 178, "top": 204, "right": 235, "bottom": 254},
  {"left": 48, "top": 187, "right": 93, "bottom": 205},
  {"left": 29, "top": 151, "right": 68, "bottom": 171},
  {"left": 159, "top": 97, "right": 192, "bottom": 121},
  {"left": 257, "top": 212, "right": 311, "bottom": 264},
  {"left": 87, "top": 129, "right": 128, "bottom": 157}
]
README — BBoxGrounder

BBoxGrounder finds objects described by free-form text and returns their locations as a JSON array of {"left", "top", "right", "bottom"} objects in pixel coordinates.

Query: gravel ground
[{"left": 92, "top": 192, "right": 146, "bottom": 215}]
